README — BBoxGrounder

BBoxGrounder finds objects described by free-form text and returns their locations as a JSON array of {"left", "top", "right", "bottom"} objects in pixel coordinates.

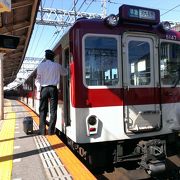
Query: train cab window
[
  {"left": 84, "top": 36, "right": 118, "bottom": 86},
  {"left": 160, "top": 42, "right": 180, "bottom": 86},
  {"left": 128, "top": 40, "right": 151, "bottom": 86}
]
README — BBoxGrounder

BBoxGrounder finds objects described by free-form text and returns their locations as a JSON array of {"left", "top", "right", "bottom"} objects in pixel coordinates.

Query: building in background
[{"left": 172, "top": 23, "right": 180, "bottom": 31}]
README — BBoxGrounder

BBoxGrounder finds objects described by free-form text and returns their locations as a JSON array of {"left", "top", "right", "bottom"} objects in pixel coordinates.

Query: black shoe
[
  {"left": 37, "top": 130, "right": 46, "bottom": 135},
  {"left": 48, "top": 131, "right": 55, "bottom": 135}
]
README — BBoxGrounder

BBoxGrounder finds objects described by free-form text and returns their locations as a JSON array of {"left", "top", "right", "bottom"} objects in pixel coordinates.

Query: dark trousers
[{"left": 39, "top": 86, "right": 58, "bottom": 134}]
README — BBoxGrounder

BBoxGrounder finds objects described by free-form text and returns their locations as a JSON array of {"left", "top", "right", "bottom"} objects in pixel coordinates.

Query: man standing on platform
[{"left": 35, "top": 49, "right": 67, "bottom": 135}]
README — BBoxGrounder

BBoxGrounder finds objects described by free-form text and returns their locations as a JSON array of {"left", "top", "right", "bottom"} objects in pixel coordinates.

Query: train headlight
[
  {"left": 88, "top": 115, "right": 97, "bottom": 125},
  {"left": 160, "top": 21, "right": 171, "bottom": 31},
  {"left": 86, "top": 115, "right": 99, "bottom": 136},
  {"left": 104, "top": 14, "right": 118, "bottom": 27}
]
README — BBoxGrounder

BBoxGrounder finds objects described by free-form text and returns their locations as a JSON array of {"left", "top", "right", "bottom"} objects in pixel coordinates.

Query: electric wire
[
  {"left": 161, "top": 4, "right": 180, "bottom": 16},
  {"left": 26, "top": 0, "right": 47, "bottom": 56},
  {"left": 31, "top": 25, "right": 45, "bottom": 57},
  {"left": 84, "top": 0, "right": 95, "bottom": 12},
  {"left": 37, "top": 0, "right": 80, "bottom": 58},
  {"left": 37, "top": 31, "right": 59, "bottom": 58},
  {"left": 31, "top": 0, "right": 55, "bottom": 58},
  {"left": 32, "top": 0, "right": 109, "bottom": 59},
  {"left": 21, "top": 1, "right": 180, "bottom": 60}
]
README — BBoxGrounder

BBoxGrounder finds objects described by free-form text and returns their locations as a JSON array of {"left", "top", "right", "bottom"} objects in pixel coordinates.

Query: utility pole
[
  {"left": 101, "top": 0, "right": 107, "bottom": 18},
  {"left": 73, "top": 0, "right": 77, "bottom": 21}
]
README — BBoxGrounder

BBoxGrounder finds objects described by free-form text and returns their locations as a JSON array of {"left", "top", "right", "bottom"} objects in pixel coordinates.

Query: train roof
[
  {"left": 52, "top": 4, "right": 180, "bottom": 55},
  {"left": 68, "top": 4, "right": 180, "bottom": 42},
  {"left": 68, "top": 17, "right": 180, "bottom": 42}
]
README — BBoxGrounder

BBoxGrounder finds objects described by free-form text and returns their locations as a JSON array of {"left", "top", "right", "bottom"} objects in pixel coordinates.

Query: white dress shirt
[{"left": 35, "top": 59, "right": 67, "bottom": 92}]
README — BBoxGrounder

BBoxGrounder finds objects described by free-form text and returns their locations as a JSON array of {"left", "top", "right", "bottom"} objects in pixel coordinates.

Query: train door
[
  {"left": 160, "top": 41, "right": 180, "bottom": 131},
  {"left": 63, "top": 48, "right": 71, "bottom": 127},
  {"left": 122, "top": 34, "right": 161, "bottom": 133}
]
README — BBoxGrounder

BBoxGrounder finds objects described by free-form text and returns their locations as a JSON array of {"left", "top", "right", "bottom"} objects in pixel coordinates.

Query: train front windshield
[{"left": 84, "top": 36, "right": 119, "bottom": 87}]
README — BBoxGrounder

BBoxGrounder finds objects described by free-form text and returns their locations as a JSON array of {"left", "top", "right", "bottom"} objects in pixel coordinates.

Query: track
[
  {"left": 95, "top": 167, "right": 180, "bottom": 180},
  {"left": 96, "top": 168, "right": 150, "bottom": 180},
  {"left": 57, "top": 132, "right": 180, "bottom": 180},
  {"left": 94, "top": 156, "right": 180, "bottom": 180},
  {"left": 61, "top": 141, "right": 180, "bottom": 180}
]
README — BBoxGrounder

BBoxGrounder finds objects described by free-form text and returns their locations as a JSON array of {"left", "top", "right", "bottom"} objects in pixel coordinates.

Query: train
[{"left": 17, "top": 4, "right": 180, "bottom": 177}]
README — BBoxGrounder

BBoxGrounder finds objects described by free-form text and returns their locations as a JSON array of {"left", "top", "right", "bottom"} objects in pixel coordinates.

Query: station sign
[{"left": 0, "top": 0, "right": 11, "bottom": 12}]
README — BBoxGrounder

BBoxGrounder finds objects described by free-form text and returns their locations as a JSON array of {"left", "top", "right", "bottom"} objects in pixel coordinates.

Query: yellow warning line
[
  {"left": 18, "top": 100, "right": 97, "bottom": 180},
  {"left": 47, "top": 135, "right": 96, "bottom": 180},
  {"left": 0, "top": 100, "right": 16, "bottom": 180}
]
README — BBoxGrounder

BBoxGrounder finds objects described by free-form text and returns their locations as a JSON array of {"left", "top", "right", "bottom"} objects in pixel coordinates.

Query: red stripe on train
[
  {"left": 26, "top": 87, "right": 180, "bottom": 108},
  {"left": 72, "top": 87, "right": 180, "bottom": 108}
]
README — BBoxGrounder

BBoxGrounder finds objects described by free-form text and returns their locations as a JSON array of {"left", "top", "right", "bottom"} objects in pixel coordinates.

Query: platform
[{"left": 0, "top": 99, "right": 96, "bottom": 180}]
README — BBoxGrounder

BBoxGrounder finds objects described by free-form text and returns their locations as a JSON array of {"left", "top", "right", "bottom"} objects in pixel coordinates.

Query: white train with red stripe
[{"left": 18, "top": 4, "right": 180, "bottom": 177}]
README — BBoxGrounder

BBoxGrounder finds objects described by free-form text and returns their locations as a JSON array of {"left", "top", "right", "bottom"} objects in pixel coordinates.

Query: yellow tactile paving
[
  {"left": 0, "top": 100, "right": 16, "bottom": 180},
  {"left": 18, "top": 100, "right": 97, "bottom": 180},
  {"left": 47, "top": 135, "right": 96, "bottom": 180}
]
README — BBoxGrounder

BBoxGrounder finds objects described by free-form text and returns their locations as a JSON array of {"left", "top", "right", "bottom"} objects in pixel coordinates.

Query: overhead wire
[
  {"left": 36, "top": 0, "right": 69, "bottom": 57},
  {"left": 26, "top": 0, "right": 47, "bottom": 56},
  {"left": 36, "top": 0, "right": 102, "bottom": 58},
  {"left": 55, "top": 0, "right": 92, "bottom": 40},
  {"left": 160, "top": 4, "right": 180, "bottom": 16},
  {"left": 37, "top": 0, "right": 80, "bottom": 57},
  {"left": 25, "top": 1, "right": 180, "bottom": 59},
  {"left": 32, "top": 0, "right": 180, "bottom": 62},
  {"left": 37, "top": 31, "right": 60, "bottom": 57},
  {"left": 84, "top": 0, "right": 96, "bottom": 12},
  {"left": 31, "top": 25, "right": 46, "bottom": 57},
  {"left": 41, "top": 0, "right": 96, "bottom": 55},
  {"left": 32, "top": 0, "right": 56, "bottom": 58},
  {"left": 31, "top": 0, "right": 104, "bottom": 59},
  {"left": 77, "top": 0, "right": 86, "bottom": 11}
]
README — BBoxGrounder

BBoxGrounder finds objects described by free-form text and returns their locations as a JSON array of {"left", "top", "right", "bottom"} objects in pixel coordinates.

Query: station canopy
[{"left": 0, "top": 0, "right": 40, "bottom": 86}]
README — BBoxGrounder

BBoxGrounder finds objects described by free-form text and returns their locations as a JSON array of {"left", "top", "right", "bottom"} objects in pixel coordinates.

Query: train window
[
  {"left": 160, "top": 42, "right": 180, "bottom": 85},
  {"left": 84, "top": 36, "right": 118, "bottom": 86},
  {"left": 128, "top": 40, "right": 151, "bottom": 86}
]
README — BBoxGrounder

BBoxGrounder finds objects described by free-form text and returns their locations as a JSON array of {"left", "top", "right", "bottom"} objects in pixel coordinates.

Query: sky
[
  {"left": 5, "top": 0, "right": 180, "bottom": 89},
  {"left": 26, "top": 0, "right": 180, "bottom": 59}
]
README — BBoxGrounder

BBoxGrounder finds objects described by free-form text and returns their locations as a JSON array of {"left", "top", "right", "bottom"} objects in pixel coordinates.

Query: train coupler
[
  {"left": 137, "top": 139, "right": 166, "bottom": 175},
  {"left": 146, "top": 160, "right": 166, "bottom": 175}
]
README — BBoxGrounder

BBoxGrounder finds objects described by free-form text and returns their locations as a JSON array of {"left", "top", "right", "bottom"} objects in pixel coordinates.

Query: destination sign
[{"left": 119, "top": 4, "right": 160, "bottom": 25}]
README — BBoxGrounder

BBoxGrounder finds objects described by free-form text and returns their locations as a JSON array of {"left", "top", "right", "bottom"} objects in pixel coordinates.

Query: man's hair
[{"left": 45, "top": 49, "right": 55, "bottom": 60}]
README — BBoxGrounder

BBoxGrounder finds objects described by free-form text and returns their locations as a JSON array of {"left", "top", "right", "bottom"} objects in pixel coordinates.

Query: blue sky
[{"left": 26, "top": 0, "right": 180, "bottom": 58}]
